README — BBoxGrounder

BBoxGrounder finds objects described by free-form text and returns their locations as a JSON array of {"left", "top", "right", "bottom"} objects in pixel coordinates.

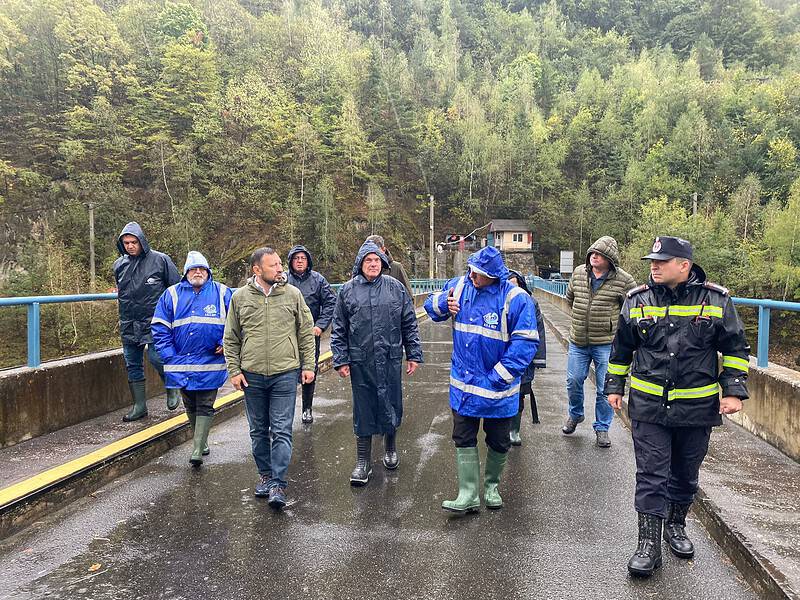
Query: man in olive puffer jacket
[{"left": 562, "top": 236, "right": 636, "bottom": 447}]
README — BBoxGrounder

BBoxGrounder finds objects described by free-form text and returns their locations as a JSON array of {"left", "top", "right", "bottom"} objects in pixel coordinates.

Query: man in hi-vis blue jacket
[
  {"left": 152, "top": 251, "right": 232, "bottom": 467},
  {"left": 425, "top": 246, "right": 539, "bottom": 514}
]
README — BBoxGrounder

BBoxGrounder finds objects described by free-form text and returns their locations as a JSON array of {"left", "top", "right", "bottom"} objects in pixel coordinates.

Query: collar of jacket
[
  {"left": 247, "top": 276, "right": 286, "bottom": 296},
  {"left": 355, "top": 273, "right": 382, "bottom": 285},
  {"left": 178, "top": 278, "right": 214, "bottom": 293},
  {"left": 290, "top": 268, "right": 312, "bottom": 282},
  {"left": 650, "top": 275, "right": 704, "bottom": 300}
]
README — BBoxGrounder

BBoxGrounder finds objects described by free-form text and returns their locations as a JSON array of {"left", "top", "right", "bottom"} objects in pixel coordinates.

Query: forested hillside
[{"left": 1, "top": 0, "right": 800, "bottom": 363}]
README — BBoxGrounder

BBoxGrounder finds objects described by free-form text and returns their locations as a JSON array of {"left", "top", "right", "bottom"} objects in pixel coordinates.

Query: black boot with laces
[
  {"left": 664, "top": 502, "right": 694, "bottom": 558},
  {"left": 628, "top": 512, "right": 663, "bottom": 577}
]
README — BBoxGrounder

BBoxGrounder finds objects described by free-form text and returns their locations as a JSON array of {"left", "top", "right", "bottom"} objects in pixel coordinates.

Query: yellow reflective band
[
  {"left": 608, "top": 363, "right": 631, "bottom": 376},
  {"left": 722, "top": 355, "right": 749, "bottom": 372},
  {"left": 629, "top": 306, "right": 667, "bottom": 319},
  {"left": 668, "top": 305, "right": 724, "bottom": 318},
  {"left": 630, "top": 376, "right": 664, "bottom": 396},
  {"left": 668, "top": 383, "right": 720, "bottom": 401},
  {"left": 629, "top": 305, "right": 724, "bottom": 319}
]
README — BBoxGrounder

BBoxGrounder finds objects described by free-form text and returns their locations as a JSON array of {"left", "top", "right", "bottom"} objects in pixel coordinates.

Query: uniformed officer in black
[{"left": 606, "top": 236, "right": 750, "bottom": 577}]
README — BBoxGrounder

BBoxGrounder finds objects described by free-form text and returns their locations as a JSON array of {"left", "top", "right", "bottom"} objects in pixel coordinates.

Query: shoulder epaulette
[
  {"left": 703, "top": 281, "right": 729, "bottom": 296},
  {"left": 627, "top": 284, "right": 649, "bottom": 298}
]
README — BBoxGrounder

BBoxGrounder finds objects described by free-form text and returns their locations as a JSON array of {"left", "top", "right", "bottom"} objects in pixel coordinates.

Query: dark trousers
[
  {"left": 300, "top": 336, "right": 321, "bottom": 411},
  {"left": 181, "top": 389, "right": 217, "bottom": 417},
  {"left": 631, "top": 420, "right": 712, "bottom": 518},
  {"left": 452, "top": 410, "right": 512, "bottom": 454}
]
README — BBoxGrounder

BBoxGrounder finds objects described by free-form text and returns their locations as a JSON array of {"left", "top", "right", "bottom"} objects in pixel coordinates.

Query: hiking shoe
[
  {"left": 254, "top": 474, "right": 270, "bottom": 498},
  {"left": 596, "top": 430, "right": 611, "bottom": 448},
  {"left": 561, "top": 415, "right": 584, "bottom": 434},
  {"left": 268, "top": 487, "right": 287, "bottom": 509}
]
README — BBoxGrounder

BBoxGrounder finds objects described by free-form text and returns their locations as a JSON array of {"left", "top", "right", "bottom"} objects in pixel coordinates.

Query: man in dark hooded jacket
[
  {"left": 287, "top": 245, "right": 337, "bottom": 424},
  {"left": 113, "top": 222, "right": 181, "bottom": 421},
  {"left": 331, "top": 241, "right": 423, "bottom": 486}
]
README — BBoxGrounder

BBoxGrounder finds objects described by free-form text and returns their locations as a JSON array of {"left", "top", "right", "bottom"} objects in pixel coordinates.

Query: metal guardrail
[
  {"left": 10, "top": 277, "right": 793, "bottom": 370},
  {"left": 1, "top": 279, "right": 451, "bottom": 369},
  {"left": 530, "top": 276, "right": 800, "bottom": 369},
  {"left": 0, "top": 293, "right": 118, "bottom": 368}
]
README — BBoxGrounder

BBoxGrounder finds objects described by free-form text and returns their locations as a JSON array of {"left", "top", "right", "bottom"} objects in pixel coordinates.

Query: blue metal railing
[
  {"left": 1, "top": 279, "right": 451, "bottom": 369},
  {"left": 0, "top": 293, "right": 118, "bottom": 368},
  {"left": 530, "top": 276, "right": 800, "bottom": 369},
  {"left": 10, "top": 279, "right": 795, "bottom": 370}
]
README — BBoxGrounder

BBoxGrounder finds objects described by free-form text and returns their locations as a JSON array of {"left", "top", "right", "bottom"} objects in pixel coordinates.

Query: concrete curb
[
  {"left": 0, "top": 307, "right": 430, "bottom": 540},
  {"left": 537, "top": 295, "right": 797, "bottom": 600}
]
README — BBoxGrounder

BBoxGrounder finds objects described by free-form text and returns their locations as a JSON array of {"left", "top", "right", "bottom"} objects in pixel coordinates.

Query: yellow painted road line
[{"left": 0, "top": 389, "right": 244, "bottom": 508}]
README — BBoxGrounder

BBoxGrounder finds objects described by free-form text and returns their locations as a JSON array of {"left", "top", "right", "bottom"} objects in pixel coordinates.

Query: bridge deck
[{"left": 0, "top": 318, "right": 763, "bottom": 599}]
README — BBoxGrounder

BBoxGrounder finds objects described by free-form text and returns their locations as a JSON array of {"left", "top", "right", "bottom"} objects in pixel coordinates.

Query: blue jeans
[
  {"left": 122, "top": 343, "right": 165, "bottom": 383},
  {"left": 242, "top": 369, "right": 299, "bottom": 490},
  {"left": 566, "top": 342, "right": 613, "bottom": 431}
]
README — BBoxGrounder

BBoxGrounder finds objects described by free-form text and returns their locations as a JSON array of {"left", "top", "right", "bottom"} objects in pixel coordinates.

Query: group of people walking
[{"left": 112, "top": 221, "right": 750, "bottom": 578}]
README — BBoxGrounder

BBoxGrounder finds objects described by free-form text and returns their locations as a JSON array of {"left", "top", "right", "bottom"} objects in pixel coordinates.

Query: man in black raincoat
[
  {"left": 331, "top": 241, "right": 423, "bottom": 486},
  {"left": 113, "top": 222, "right": 181, "bottom": 421},
  {"left": 287, "top": 245, "right": 337, "bottom": 424}
]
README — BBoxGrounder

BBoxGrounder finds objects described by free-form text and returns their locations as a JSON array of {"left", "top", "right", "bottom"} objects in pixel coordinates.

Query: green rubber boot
[
  {"left": 442, "top": 447, "right": 481, "bottom": 514},
  {"left": 122, "top": 380, "right": 148, "bottom": 422},
  {"left": 190, "top": 416, "right": 214, "bottom": 466},
  {"left": 509, "top": 412, "right": 522, "bottom": 446},
  {"left": 187, "top": 413, "right": 210, "bottom": 455},
  {"left": 166, "top": 388, "right": 181, "bottom": 411},
  {"left": 484, "top": 448, "right": 508, "bottom": 509}
]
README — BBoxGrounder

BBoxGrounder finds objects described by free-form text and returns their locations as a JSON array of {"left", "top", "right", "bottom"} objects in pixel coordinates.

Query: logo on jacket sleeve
[
  {"left": 203, "top": 304, "right": 218, "bottom": 316},
  {"left": 483, "top": 312, "right": 499, "bottom": 328}
]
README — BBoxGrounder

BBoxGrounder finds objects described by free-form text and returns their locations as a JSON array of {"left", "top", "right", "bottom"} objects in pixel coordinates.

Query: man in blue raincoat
[
  {"left": 425, "top": 246, "right": 539, "bottom": 514},
  {"left": 331, "top": 240, "right": 423, "bottom": 486},
  {"left": 152, "top": 251, "right": 232, "bottom": 466}
]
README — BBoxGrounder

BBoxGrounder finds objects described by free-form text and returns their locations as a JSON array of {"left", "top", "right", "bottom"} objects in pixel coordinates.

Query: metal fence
[
  {"left": 1, "top": 279, "right": 451, "bottom": 369},
  {"left": 529, "top": 276, "right": 800, "bottom": 369}
]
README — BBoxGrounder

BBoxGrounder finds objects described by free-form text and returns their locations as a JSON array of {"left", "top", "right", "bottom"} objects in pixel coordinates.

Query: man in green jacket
[
  {"left": 562, "top": 236, "right": 636, "bottom": 447},
  {"left": 223, "top": 247, "right": 316, "bottom": 509}
]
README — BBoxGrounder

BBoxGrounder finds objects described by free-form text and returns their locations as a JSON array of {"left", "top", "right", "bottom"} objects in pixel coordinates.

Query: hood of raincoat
[
  {"left": 507, "top": 269, "right": 531, "bottom": 294},
  {"left": 287, "top": 245, "right": 314, "bottom": 277},
  {"left": 585, "top": 236, "right": 620, "bottom": 270},
  {"left": 467, "top": 246, "right": 509, "bottom": 281},
  {"left": 116, "top": 221, "right": 151, "bottom": 256},
  {"left": 352, "top": 241, "right": 390, "bottom": 278},
  {"left": 182, "top": 251, "right": 212, "bottom": 279}
]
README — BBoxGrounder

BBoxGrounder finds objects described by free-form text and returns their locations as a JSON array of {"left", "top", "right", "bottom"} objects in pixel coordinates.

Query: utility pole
[
  {"left": 428, "top": 194, "right": 434, "bottom": 279},
  {"left": 88, "top": 202, "right": 96, "bottom": 292}
]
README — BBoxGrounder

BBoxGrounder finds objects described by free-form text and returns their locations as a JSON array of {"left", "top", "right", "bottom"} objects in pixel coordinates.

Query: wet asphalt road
[{"left": 0, "top": 320, "right": 756, "bottom": 600}]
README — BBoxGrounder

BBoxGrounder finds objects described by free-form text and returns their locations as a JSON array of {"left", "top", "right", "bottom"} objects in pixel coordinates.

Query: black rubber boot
[
  {"left": 530, "top": 392, "right": 540, "bottom": 424},
  {"left": 349, "top": 436, "right": 372, "bottom": 486},
  {"left": 301, "top": 382, "right": 315, "bottom": 423},
  {"left": 123, "top": 380, "right": 148, "bottom": 422},
  {"left": 627, "top": 512, "right": 663, "bottom": 577},
  {"left": 383, "top": 432, "right": 399, "bottom": 470},
  {"left": 664, "top": 502, "right": 695, "bottom": 559}
]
